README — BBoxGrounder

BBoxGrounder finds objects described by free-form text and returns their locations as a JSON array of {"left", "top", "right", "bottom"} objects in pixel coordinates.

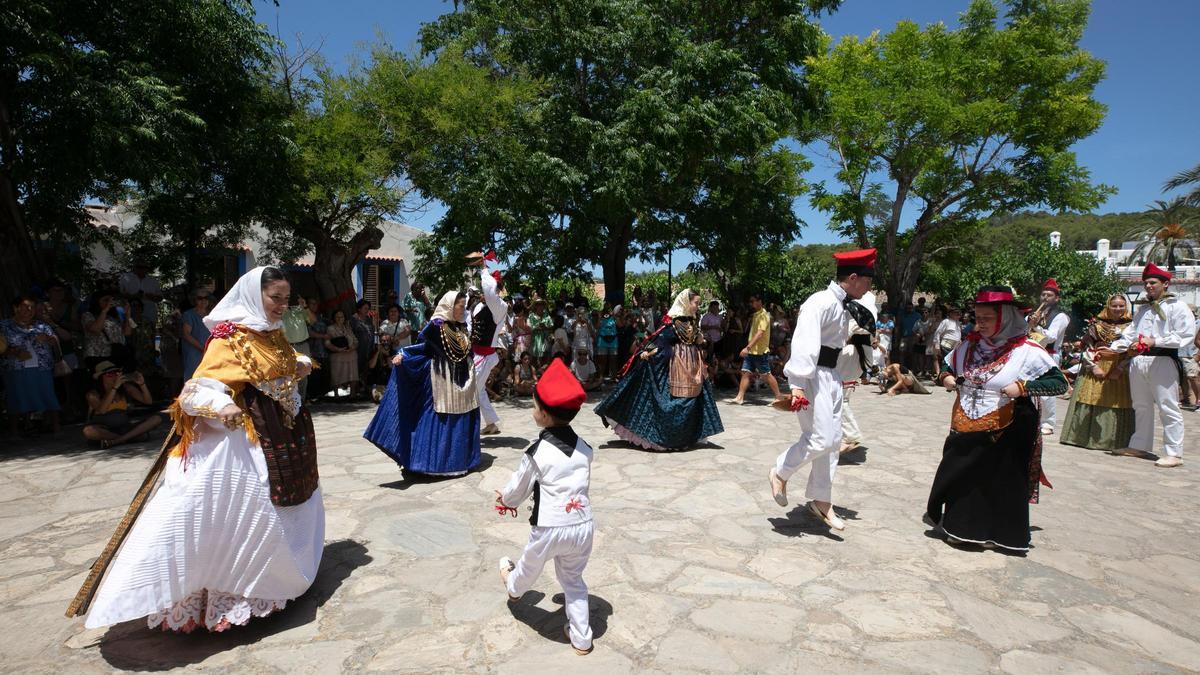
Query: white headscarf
[
  {"left": 667, "top": 289, "right": 697, "bottom": 319},
  {"left": 431, "top": 290, "right": 463, "bottom": 323},
  {"left": 204, "top": 266, "right": 281, "bottom": 332}
]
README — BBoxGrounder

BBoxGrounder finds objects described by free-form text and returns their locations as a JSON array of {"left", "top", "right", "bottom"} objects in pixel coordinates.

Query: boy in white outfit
[{"left": 497, "top": 359, "right": 595, "bottom": 655}]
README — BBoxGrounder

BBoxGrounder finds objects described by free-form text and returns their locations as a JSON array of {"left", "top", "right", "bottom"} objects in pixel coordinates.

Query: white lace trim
[
  {"left": 147, "top": 589, "right": 289, "bottom": 632},
  {"left": 611, "top": 422, "right": 669, "bottom": 452}
]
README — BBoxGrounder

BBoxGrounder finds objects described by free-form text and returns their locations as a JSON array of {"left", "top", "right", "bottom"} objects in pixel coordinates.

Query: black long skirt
[{"left": 925, "top": 397, "right": 1039, "bottom": 551}]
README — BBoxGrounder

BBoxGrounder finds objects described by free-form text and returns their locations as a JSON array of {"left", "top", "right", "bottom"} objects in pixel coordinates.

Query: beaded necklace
[{"left": 439, "top": 322, "right": 471, "bottom": 363}]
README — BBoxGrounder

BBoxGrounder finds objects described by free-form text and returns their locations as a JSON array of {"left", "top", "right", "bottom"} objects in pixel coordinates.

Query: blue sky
[{"left": 256, "top": 0, "right": 1200, "bottom": 271}]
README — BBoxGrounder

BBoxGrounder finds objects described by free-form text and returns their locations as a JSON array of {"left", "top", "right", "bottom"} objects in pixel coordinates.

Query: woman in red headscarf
[{"left": 925, "top": 286, "right": 1067, "bottom": 553}]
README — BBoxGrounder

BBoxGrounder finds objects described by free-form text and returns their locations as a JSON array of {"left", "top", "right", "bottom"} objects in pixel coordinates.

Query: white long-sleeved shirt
[
  {"left": 1040, "top": 310, "right": 1070, "bottom": 352},
  {"left": 472, "top": 266, "right": 509, "bottom": 349},
  {"left": 499, "top": 426, "right": 593, "bottom": 527},
  {"left": 784, "top": 281, "right": 849, "bottom": 389},
  {"left": 1111, "top": 295, "right": 1198, "bottom": 352}
]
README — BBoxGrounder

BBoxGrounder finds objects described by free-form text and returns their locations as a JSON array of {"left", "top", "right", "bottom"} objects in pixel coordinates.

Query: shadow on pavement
[
  {"left": 768, "top": 503, "right": 860, "bottom": 542},
  {"left": 96, "top": 540, "right": 371, "bottom": 671},
  {"left": 378, "top": 452, "right": 497, "bottom": 490},
  {"left": 507, "top": 590, "right": 612, "bottom": 644}
]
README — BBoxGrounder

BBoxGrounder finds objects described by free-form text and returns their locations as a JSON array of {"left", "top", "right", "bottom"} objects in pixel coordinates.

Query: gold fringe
[{"left": 167, "top": 401, "right": 195, "bottom": 458}]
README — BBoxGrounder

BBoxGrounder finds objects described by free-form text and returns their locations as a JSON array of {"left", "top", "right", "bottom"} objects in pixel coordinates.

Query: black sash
[
  {"left": 818, "top": 346, "right": 840, "bottom": 368},
  {"left": 1145, "top": 347, "right": 1188, "bottom": 389}
]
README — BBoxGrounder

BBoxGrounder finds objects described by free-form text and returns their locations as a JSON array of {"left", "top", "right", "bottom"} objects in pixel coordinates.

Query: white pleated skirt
[{"left": 84, "top": 416, "right": 325, "bottom": 631}]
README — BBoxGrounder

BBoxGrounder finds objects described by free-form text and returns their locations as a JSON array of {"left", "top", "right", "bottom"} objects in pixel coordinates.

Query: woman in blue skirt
[
  {"left": 364, "top": 290, "right": 481, "bottom": 475},
  {"left": 595, "top": 289, "right": 723, "bottom": 451}
]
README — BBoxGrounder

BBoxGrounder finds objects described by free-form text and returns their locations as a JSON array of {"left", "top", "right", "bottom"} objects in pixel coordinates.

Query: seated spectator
[
  {"left": 82, "top": 361, "right": 162, "bottom": 448},
  {"left": 365, "top": 335, "right": 393, "bottom": 403},
  {"left": 2, "top": 294, "right": 61, "bottom": 434},
  {"left": 571, "top": 348, "right": 602, "bottom": 391},
  {"left": 512, "top": 352, "right": 537, "bottom": 396},
  {"left": 488, "top": 347, "right": 513, "bottom": 400}
]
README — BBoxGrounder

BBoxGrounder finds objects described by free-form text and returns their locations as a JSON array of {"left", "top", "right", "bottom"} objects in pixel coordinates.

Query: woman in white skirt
[{"left": 82, "top": 266, "right": 324, "bottom": 632}]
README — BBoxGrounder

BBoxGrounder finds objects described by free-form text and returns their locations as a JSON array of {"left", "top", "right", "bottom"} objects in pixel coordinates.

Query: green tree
[
  {"left": 921, "top": 238, "right": 1123, "bottom": 326},
  {"left": 807, "top": 0, "right": 1113, "bottom": 327},
  {"left": 414, "top": 0, "right": 838, "bottom": 305},
  {"left": 1124, "top": 196, "right": 1198, "bottom": 270},
  {"left": 0, "top": 0, "right": 278, "bottom": 302}
]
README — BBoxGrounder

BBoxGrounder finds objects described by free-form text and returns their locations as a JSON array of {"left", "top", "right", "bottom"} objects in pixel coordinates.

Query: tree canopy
[
  {"left": 410, "top": 0, "right": 839, "bottom": 305},
  {"left": 807, "top": 0, "right": 1113, "bottom": 323}
]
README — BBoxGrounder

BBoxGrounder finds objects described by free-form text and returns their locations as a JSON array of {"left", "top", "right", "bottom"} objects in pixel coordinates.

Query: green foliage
[
  {"left": 807, "top": 0, "right": 1113, "bottom": 308},
  {"left": 921, "top": 239, "right": 1123, "bottom": 323},
  {"left": 412, "top": 0, "right": 838, "bottom": 303},
  {"left": 1165, "top": 162, "right": 1200, "bottom": 207},
  {"left": 1, "top": 0, "right": 278, "bottom": 298}
]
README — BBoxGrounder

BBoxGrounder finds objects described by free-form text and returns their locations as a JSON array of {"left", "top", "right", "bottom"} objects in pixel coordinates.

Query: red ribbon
[
  {"left": 495, "top": 503, "right": 518, "bottom": 518},
  {"left": 483, "top": 250, "right": 498, "bottom": 262},
  {"left": 564, "top": 496, "right": 584, "bottom": 513},
  {"left": 1134, "top": 334, "right": 1151, "bottom": 354},
  {"left": 790, "top": 396, "right": 810, "bottom": 412}
]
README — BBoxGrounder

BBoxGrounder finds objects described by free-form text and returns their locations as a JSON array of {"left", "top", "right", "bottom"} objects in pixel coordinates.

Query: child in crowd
[
  {"left": 570, "top": 348, "right": 602, "bottom": 391},
  {"left": 496, "top": 360, "right": 595, "bottom": 655}
]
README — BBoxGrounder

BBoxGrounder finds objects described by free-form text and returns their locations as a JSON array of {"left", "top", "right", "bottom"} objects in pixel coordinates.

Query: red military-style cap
[
  {"left": 1042, "top": 278, "right": 1060, "bottom": 293},
  {"left": 833, "top": 248, "right": 877, "bottom": 276},
  {"left": 534, "top": 359, "right": 586, "bottom": 421},
  {"left": 1142, "top": 263, "right": 1172, "bottom": 282}
]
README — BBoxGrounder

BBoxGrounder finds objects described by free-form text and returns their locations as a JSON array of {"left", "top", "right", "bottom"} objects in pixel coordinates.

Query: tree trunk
[
  {"left": 601, "top": 217, "right": 633, "bottom": 306},
  {"left": 0, "top": 99, "right": 45, "bottom": 314},
  {"left": 306, "top": 218, "right": 384, "bottom": 318}
]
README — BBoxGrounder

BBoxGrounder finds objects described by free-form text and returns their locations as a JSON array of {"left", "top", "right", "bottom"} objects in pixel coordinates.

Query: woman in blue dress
[
  {"left": 364, "top": 290, "right": 481, "bottom": 476},
  {"left": 595, "top": 289, "right": 724, "bottom": 451},
  {"left": 180, "top": 289, "right": 213, "bottom": 381}
]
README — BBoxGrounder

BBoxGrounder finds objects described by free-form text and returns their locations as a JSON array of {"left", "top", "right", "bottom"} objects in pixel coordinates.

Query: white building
[{"left": 1064, "top": 231, "right": 1200, "bottom": 308}]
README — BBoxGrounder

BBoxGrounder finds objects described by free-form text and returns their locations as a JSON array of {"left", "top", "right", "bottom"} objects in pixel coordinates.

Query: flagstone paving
[{"left": 1, "top": 386, "right": 1198, "bottom": 673}]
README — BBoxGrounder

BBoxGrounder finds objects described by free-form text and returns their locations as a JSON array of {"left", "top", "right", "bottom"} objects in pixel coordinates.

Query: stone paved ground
[{"left": 2, "top": 385, "right": 1198, "bottom": 673}]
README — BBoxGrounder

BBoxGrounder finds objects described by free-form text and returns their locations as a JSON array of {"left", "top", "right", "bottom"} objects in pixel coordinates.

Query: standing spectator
[
  {"left": 897, "top": 301, "right": 920, "bottom": 367},
  {"left": 44, "top": 280, "right": 82, "bottom": 369},
  {"left": 350, "top": 300, "right": 377, "bottom": 395},
  {"left": 596, "top": 303, "right": 619, "bottom": 380},
  {"left": 725, "top": 307, "right": 746, "bottom": 359},
  {"left": 82, "top": 362, "right": 162, "bottom": 448},
  {"left": 641, "top": 290, "right": 659, "bottom": 332},
  {"left": 876, "top": 312, "right": 894, "bottom": 363},
  {"left": 158, "top": 293, "right": 184, "bottom": 398},
  {"left": 571, "top": 306, "right": 594, "bottom": 360},
  {"left": 306, "top": 296, "right": 330, "bottom": 402},
  {"left": 401, "top": 282, "right": 431, "bottom": 332},
  {"left": 730, "top": 294, "right": 784, "bottom": 405},
  {"left": 1, "top": 294, "right": 60, "bottom": 434},
  {"left": 615, "top": 306, "right": 636, "bottom": 370},
  {"left": 283, "top": 297, "right": 313, "bottom": 400},
  {"left": 81, "top": 291, "right": 134, "bottom": 370},
  {"left": 1180, "top": 306, "right": 1199, "bottom": 410},
  {"left": 378, "top": 304, "right": 412, "bottom": 354},
  {"left": 770, "top": 304, "right": 791, "bottom": 350},
  {"left": 933, "top": 307, "right": 963, "bottom": 374},
  {"left": 180, "top": 289, "right": 213, "bottom": 381},
  {"left": 529, "top": 299, "right": 553, "bottom": 367},
  {"left": 701, "top": 301, "right": 724, "bottom": 367},
  {"left": 551, "top": 314, "right": 572, "bottom": 363},
  {"left": 512, "top": 305, "right": 532, "bottom": 359},
  {"left": 325, "top": 309, "right": 360, "bottom": 399},
  {"left": 118, "top": 261, "right": 163, "bottom": 326}
]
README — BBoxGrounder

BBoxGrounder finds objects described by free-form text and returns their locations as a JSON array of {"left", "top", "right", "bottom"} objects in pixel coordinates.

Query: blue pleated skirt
[{"left": 364, "top": 365, "right": 481, "bottom": 476}]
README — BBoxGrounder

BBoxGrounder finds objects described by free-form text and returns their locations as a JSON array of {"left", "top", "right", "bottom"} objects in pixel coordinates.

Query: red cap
[
  {"left": 534, "top": 359, "right": 586, "bottom": 418},
  {"left": 1143, "top": 263, "right": 1172, "bottom": 282},
  {"left": 1042, "top": 278, "right": 1060, "bottom": 293},
  {"left": 833, "top": 248, "right": 877, "bottom": 276}
]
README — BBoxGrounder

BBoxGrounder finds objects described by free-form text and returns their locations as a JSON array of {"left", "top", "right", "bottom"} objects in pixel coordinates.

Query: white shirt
[
  {"left": 572, "top": 358, "right": 597, "bottom": 383},
  {"left": 500, "top": 427, "right": 593, "bottom": 527},
  {"left": 473, "top": 267, "right": 509, "bottom": 349},
  {"left": 379, "top": 318, "right": 412, "bottom": 348},
  {"left": 1040, "top": 310, "right": 1070, "bottom": 352},
  {"left": 784, "top": 281, "right": 849, "bottom": 389},
  {"left": 934, "top": 318, "right": 962, "bottom": 349},
  {"left": 1111, "top": 296, "right": 1198, "bottom": 352}
]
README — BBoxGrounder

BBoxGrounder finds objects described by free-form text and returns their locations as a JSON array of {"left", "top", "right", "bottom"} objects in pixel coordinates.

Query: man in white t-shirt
[{"left": 570, "top": 349, "right": 602, "bottom": 391}]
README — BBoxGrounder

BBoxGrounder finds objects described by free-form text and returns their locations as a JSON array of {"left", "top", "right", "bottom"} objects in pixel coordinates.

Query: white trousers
[
  {"left": 841, "top": 393, "right": 862, "bottom": 445},
  {"left": 507, "top": 521, "right": 594, "bottom": 650},
  {"left": 775, "top": 367, "right": 843, "bottom": 503},
  {"left": 474, "top": 351, "right": 501, "bottom": 426},
  {"left": 1128, "top": 355, "right": 1186, "bottom": 457},
  {"left": 1039, "top": 352, "right": 1062, "bottom": 429}
]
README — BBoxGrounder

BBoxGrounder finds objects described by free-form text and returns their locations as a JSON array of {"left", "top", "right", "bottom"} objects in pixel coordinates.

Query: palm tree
[
  {"left": 1165, "top": 162, "right": 1200, "bottom": 207},
  {"left": 1125, "top": 196, "right": 1198, "bottom": 270}
]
